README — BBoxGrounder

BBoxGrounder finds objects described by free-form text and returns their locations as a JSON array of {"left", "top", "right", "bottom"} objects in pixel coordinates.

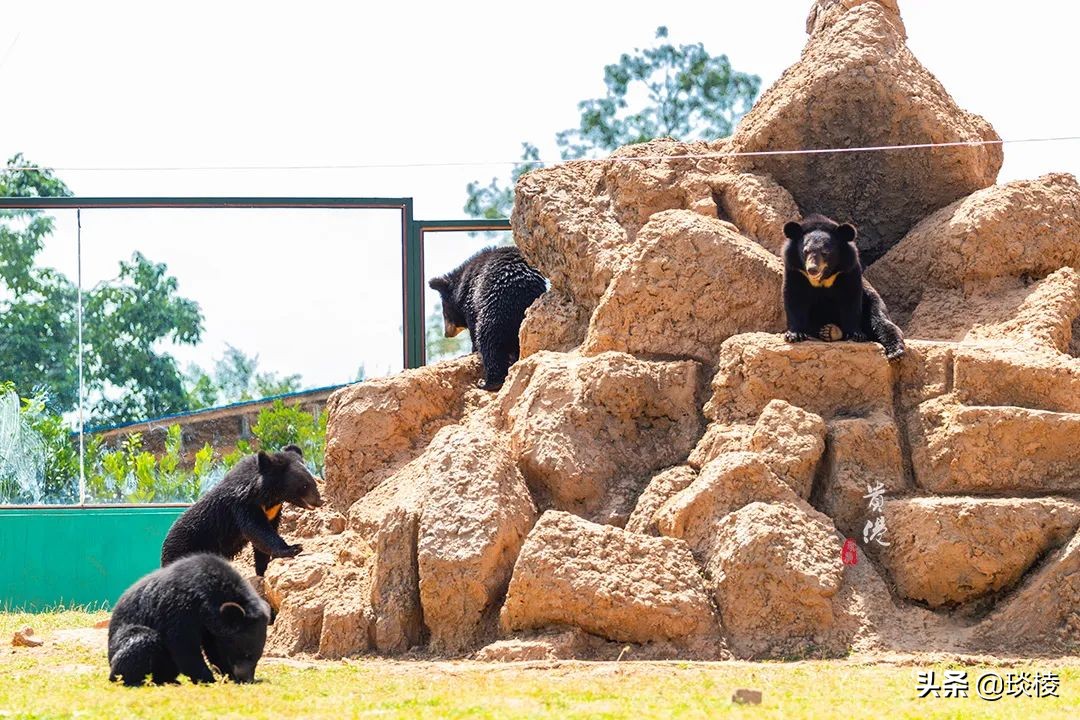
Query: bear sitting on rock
[
  {"left": 108, "top": 553, "right": 271, "bottom": 686},
  {"left": 782, "top": 214, "right": 905, "bottom": 360},
  {"left": 160, "top": 444, "right": 322, "bottom": 577},
  {"left": 429, "top": 246, "right": 547, "bottom": 390}
]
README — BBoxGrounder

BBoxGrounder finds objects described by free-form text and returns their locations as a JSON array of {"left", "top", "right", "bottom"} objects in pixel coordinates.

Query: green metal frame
[
  {"left": 0, "top": 196, "right": 512, "bottom": 370},
  {"left": 0, "top": 197, "right": 512, "bottom": 608}
]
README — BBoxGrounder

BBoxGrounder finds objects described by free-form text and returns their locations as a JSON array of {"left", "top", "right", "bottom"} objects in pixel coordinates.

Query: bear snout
[{"left": 301, "top": 486, "right": 323, "bottom": 509}]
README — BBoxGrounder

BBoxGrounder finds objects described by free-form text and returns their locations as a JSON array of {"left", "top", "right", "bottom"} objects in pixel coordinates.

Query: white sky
[{"left": 1, "top": 0, "right": 1077, "bottom": 400}]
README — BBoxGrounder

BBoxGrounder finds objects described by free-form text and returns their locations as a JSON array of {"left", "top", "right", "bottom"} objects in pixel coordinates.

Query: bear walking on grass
[
  {"left": 160, "top": 444, "right": 322, "bottom": 577},
  {"left": 428, "top": 246, "right": 547, "bottom": 390},
  {"left": 782, "top": 214, "right": 906, "bottom": 360},
  {"left": 108, "top": 553, "right": 271, "bottom": 686}
]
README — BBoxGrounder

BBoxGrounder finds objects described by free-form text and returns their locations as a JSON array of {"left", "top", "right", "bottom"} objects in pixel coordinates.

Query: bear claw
[{"left": 784, "top": 331, "right": 810, "bottom": 343}]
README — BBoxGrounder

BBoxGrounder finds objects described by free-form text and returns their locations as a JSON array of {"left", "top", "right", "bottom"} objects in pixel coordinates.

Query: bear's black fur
[
  {"left": 782, "top": 214, "right": 905, "bottom": 361},
  {"left": 160, "top": 444, "right": 322, "bottom": 577},
  {"left": 428, "top": 246, "right": 547, "bottom": 390},
  {"left": 108, "top": 553, "right": 271, "bottom": 686}
]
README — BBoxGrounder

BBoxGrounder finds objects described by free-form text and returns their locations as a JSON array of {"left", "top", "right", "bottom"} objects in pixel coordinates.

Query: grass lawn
[{"left": 1, "top": 610, "right": 1077, "bottom": 719}]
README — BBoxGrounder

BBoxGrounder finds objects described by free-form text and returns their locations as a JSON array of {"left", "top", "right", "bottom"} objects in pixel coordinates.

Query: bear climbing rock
[
  {"left": 108, "top": 553, "right": 271, "bottom": 686},
  {"left": 782, "top": 214, "right": 906, "bottom": 360},
  {"left": 428, "top": 246, "right": 547, "bottom": 390},
  {"left": 160, "top": 444, "right": 322, "bottom": 577}
]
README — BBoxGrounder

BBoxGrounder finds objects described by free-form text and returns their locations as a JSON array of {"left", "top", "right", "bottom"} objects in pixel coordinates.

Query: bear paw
[
  {"left": 477, "top": 378, "right": 504, "bottom": 392},
  {"left": 784, "top": 330, "right": 811, "bottom": 343},
  {"left": 818, "top": 324, "right": 844, "bottom": 342},
  {"left": 848, "top": 330, "right": 870, "bottom": 343},
  {"left": 883, "top": 341, "right": 906, "bottom": 361},
  {"left": 278, "top": 544, "right": 303, "bottom": 558}
]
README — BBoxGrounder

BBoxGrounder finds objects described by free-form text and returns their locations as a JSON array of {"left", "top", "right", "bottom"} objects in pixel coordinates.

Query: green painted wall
[{"left": 0, "top": 507, "right": 186, "bottom": 611}]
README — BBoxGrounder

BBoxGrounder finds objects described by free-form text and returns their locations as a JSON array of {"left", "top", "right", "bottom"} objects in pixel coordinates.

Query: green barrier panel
[{"left": 0, "top": 506, "right": 186, "bottom": 611}]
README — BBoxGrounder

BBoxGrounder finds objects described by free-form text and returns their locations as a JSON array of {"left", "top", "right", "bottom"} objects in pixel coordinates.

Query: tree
[
  {"left": 556, "top": 26, "right": 760, "bottom": 159},
  {"left": 184, "top": 344, "right": 303, "bottom": 411},
  {"left": 1, "top": 154, "right": 206, "bottom": 425},
  {"left": 462, "top": 27, "right": 760, "bottom": 219}
]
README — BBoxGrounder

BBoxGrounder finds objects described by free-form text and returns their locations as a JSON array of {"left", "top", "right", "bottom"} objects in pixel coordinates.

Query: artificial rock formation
[{"left": 260, "top": 0, "right": 1080, "bottom": 662}]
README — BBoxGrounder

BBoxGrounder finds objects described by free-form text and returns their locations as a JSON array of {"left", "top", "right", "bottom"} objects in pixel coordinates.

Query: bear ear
[
  {"left": 783, "top": 221, "right": 804, "bottom": 241},
  {"left": 256, "top": 451, "right": 280, "bottom": 475},
  {"left": 836, "top": 223, "right": 858, "bottom": 244},
  {"left": 220, "top": 601, "right": 247, "bottom": 624},
  {"left": 428, "top": 276, "right": 449, "bottom": 294},
  {"left": 281, "top": 444, "right": 303, "bottom": 459}
]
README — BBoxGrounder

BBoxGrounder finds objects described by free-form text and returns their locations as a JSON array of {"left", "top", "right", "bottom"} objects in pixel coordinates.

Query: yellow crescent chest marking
[
  {"left": 263, "top": 503, "right": 282, "bottom": 521},
  {"left": 800, "top": 270, "right": 840, "bottom": 288}
]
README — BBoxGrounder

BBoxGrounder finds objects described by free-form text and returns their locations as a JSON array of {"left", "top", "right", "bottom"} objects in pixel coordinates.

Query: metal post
[
  {"left": 401, "top": 200, "right": 426, "bottom": 369},
  {"left": 76, "top": 209, "right": 85, "bottom": 505}
]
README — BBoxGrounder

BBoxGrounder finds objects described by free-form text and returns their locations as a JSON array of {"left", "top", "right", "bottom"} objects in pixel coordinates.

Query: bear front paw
[
  {"left": 883, "top": 342, "right": 906, "bottom": 361},
  {"left": 477, "top": 378, "right": 504, "bottom": 392},
  {"left": 784, "top": 330, "right": 810, "bottom": 343},
  {"left": 818, "top": 324, "right": 844, "bottom": 342},
  {"left": 849, "top": 330, "right": 870, "bottom": 342},
  {"left": 279, "top": 544, "right": 303, "bottom": 558}
]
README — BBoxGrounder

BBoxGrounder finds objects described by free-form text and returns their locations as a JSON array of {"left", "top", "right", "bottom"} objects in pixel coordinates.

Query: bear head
[
  {"left": 428, "top": 275, "right": 468, "bottom": 338},
  {"left": 256, "top": 445, "right": 323, "bottom": 510},
  {"left": 207, "top": 599, "right": 270, "bottom": 683},
  {"left": 783, "top": 214, "right": 861, "bottom": 287}
]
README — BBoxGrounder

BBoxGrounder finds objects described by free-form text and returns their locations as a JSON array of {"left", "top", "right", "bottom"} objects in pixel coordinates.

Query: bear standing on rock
[
  {"left": 108, "top": 553, "right": 270, "bottom": 686},
  {"left": 429, "top": 246, "right": 547, "bottom": 390},
  {"left": 782, "top": 214, "right": 906, "bottom": 360},
  {"left": 160, "top": 444, "right": 322, "bottom": 577}
]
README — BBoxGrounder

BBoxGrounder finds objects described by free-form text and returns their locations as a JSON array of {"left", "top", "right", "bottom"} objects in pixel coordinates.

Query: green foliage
[
  {"left": 82, "top": 252, "right": 204, "bottom": 424},
  {"left": 84, "top": 427, "right": 217, "bottom": 504},
  {"left": 556, "top": 26, "right": 760, "bottom": 159},
  {"left": 0, "top": 381, "right": 90, "bottom": 504},
  {"left": 250, "top": 400, "right": 327, "bottom": 475},
  {"left": 1, "top": 155, "right": 206, "bottom": 425}
]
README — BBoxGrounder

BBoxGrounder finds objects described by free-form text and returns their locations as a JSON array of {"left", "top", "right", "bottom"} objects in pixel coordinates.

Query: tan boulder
[
  {"left": 867, "top": 174, "right": 1080, "bottom": 322},
  {"left": 952, "top": 345, "right": 1080, "bottom": 414},
  {"left": 263, "top": 533, "right": 373, "bottom": 658},
  {"left": 705, "top": 502, "right": 845, "bottom": 658},
  {"left": 972, "top": 532, "right": 1080, "bottom": 653},
  {"left": 901, "top": 267, "right": 1080, "bottom": 352},
  {"left": 706, "top": 332, "right": 893, "bottom": 422},
  {"left": 499, "top": 351, "right": 704, "bottom": 521},
  {"left": 323, "top": 355, "right": 482, "bottom": 509},
  {"left": 687, "top": 421, "right": 754, "bottom": 469},
  {"left": 907, "top": 397, "right": 1080, "bottom": 494},
  {"left": 807, "top": 0, "right": 904, "bottom": 37},
  {"left": 347, "top": 421, "right": 537, "bottom": 655},
  {"left": 711, "top": 171, "right": 803, "bottom": 256},
  {"left": 728, "top": 1, "right": 1000, "bottom": 264},
  {"left": 416, "top": 425, "right": 537, "bottom": 654},
  {"left": 581, "top": 210, "right": 785, "bottom": 363},
  {"left": 500, "top": 511, "right": 721, "bottom": 646},
  {"left": 512, "top": 159, "right": 630, "bottom": 309},
  {"left": 654, "top": 452, "right": 802, "bottom": 558},
  {"left": 748, "top": 399, "right": 826, "bottom": 499},
  {"left": 518, "top": 289, "right": 590, "bottom": 358},
  {"left": 877, "top": 497, "right": 1080, "bottom": 607},
  {"left": 813, "top": 413, "right": 907, "bottom": 539},
  {"left": 625, "top": 465, "right": 698, "bottom": 536}
]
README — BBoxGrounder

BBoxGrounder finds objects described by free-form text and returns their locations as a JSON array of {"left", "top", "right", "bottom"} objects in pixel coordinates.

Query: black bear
[
  {"left": 782, "top": 214, "right": 906, "bottom": 360},
  {"left": 108, "top": 553, "right": 271, "bottom": 686},
  {"left": 161, "top": 444, "right": 322, "bottom": 577},
  {"left": 428, "top": 246, "right": 547, "bottom": 390}
]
